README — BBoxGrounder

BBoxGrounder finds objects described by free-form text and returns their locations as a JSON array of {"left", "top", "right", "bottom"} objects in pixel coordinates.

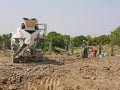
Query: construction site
[
  {"left": 0, "top": 18, "right": 120, "bottom": 90},
  {"left": 0, "top": 50, "right": 120, "bottom": 90}
]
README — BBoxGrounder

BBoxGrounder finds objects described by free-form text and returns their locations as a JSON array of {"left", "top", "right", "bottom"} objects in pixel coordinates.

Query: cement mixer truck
[{"left": 11, "top": 18, "right": 47, "bottom": 63}]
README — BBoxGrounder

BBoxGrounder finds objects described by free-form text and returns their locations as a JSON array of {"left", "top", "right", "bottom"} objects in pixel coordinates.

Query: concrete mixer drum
[{"left": 11, "top": 18, "right": 47, "bottom": 63}]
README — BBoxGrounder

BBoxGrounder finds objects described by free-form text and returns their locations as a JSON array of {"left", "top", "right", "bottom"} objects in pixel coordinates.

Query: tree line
[{"left": 0, "top": 26, "right": 120, "bottom": 50}]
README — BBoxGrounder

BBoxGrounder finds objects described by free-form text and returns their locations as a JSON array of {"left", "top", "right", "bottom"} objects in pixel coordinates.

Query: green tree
[
  {"left": 111, "top": 26, "right": 120, "bottom": 45},
  {"left": 97, "top": 35, "right": 111, "bottom": 45},
  {"left": 2, "top": 34, "right": 11, "bottom": 49},
  {"left": 73, "top": 35, "right": 87, "bottom": 47},
  {"left": 86, "top": 35, "right": 111, "bottom": 46},
  {"left": 47, "top": 31, "right": 65, "bottom": 48},
  {"left": 63, "top": 35, "right": 70, "bottom": 41},
  {"left": 0, "top": 34, "right": 11, "bottom": 49},
  {"left": 86, "top": 35, "right": 95, "bottom": 46}
]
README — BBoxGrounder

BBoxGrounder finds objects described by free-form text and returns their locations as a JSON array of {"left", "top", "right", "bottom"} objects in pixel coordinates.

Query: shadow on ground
[
  {"left": 37, "top": 59, "right": 65, "bottom": 65},
  {"left": 18, "top": 58, "right": 65, "bottom": 66}
]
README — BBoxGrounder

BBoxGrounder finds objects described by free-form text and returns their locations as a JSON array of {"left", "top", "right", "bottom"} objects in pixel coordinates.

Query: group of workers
[
  {"left": 82, "top": 40, "right": 97, "bottom": 59},
  {"left": 64, "top": 39, "right": 98, "bottom": 58}
]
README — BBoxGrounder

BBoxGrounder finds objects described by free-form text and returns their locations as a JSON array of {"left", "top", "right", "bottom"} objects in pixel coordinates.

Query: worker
[
  {"left": 82, "top": 40, "right": 89, "bottom": 59},
  {"left": 89, "top": 46, "right": 97, "bottom": 58},
  {"left": 36, "top": 42, "right": 42, "bottom": 50},
  {"left": 36, "top": 38, "right": 44, "bottom": 53}
]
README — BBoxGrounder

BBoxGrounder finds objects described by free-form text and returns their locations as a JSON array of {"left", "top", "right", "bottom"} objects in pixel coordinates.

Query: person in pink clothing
[{"left": 89, "top": 46, "right": 97, "bottom": 58}]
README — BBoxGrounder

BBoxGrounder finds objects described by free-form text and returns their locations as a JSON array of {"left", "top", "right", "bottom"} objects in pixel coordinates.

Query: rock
[
  {"left": 83, "top": 76, "right": 90, "bottom": 79},
  {"left": 91, "top": 77, "right": 96, "bottom": 80}
]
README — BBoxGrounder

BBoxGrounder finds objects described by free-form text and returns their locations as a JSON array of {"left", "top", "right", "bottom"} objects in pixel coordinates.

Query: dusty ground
[{"left": 0, "top": 51, "right": 120, "bottom": 90}]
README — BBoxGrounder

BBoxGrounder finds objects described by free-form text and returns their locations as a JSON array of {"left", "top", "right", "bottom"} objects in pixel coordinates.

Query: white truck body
[{"left": 11, "top": 18, "right": 47, "bottom": 63}]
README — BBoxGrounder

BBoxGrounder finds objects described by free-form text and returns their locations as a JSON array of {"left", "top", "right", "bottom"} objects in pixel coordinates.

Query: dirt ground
[{"left": 0, "top": 52, "right": 120, "bottom": 90}]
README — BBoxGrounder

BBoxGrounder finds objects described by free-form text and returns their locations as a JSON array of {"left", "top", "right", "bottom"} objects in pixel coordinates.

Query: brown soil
[{"left": 0, "top": 52, "right": 120, "bottom": 90}]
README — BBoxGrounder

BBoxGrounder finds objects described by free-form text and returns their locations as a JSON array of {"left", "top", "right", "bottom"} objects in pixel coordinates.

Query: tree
[
  {"left": 63, "top": 35, "right": 70, "bottom": 41},
  {"left": 86, "top": 35, "right": 95, "bottom": 46},
  {"left": 97, "top": 35, "right": 111, "bottom": 45},
  {"left": 0, "top": 34, "right": 11, "bottom": 50},
  {"left": 47, "top": 31, "right": 65, "bottom": 48},
  {"left": 111, "top": 26, "right": 120, "bottom": 45},
  {"left": 73, "top": 35, "right": 87, "bottom": 47}
]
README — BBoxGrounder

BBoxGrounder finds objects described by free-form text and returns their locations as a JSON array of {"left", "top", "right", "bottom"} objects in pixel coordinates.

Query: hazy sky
[{"left": 0, "top": 0, "right": 120, "bottom": 37}]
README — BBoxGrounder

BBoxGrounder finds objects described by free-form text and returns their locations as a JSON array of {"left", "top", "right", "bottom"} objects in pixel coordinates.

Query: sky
[{"left": 0, "top": 0, "right": 120, "bottom": 37}]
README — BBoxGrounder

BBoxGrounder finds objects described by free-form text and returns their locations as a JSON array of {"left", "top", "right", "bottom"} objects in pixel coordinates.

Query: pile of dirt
[{"left": 0, "top": 55, "right": 120, "bottom": 90}]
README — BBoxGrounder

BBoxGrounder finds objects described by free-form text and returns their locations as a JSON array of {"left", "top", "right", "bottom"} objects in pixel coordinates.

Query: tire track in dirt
[{"left": 25, "top": 77, "right": 62, "bottom": 90}]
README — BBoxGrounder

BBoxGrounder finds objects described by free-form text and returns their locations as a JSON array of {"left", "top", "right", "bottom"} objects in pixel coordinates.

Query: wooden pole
[
  {"left": 71, "top": 43, "right": 74, "bottom": 55},
  {"left": 111, "top": 41, "right": 114, "bottom": 56},
  {"left": 99, "top": 42, "right": 102, "bottom": 55},
  {"left": 111, "top": 33, "right": 114, "bottom": 56}
]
